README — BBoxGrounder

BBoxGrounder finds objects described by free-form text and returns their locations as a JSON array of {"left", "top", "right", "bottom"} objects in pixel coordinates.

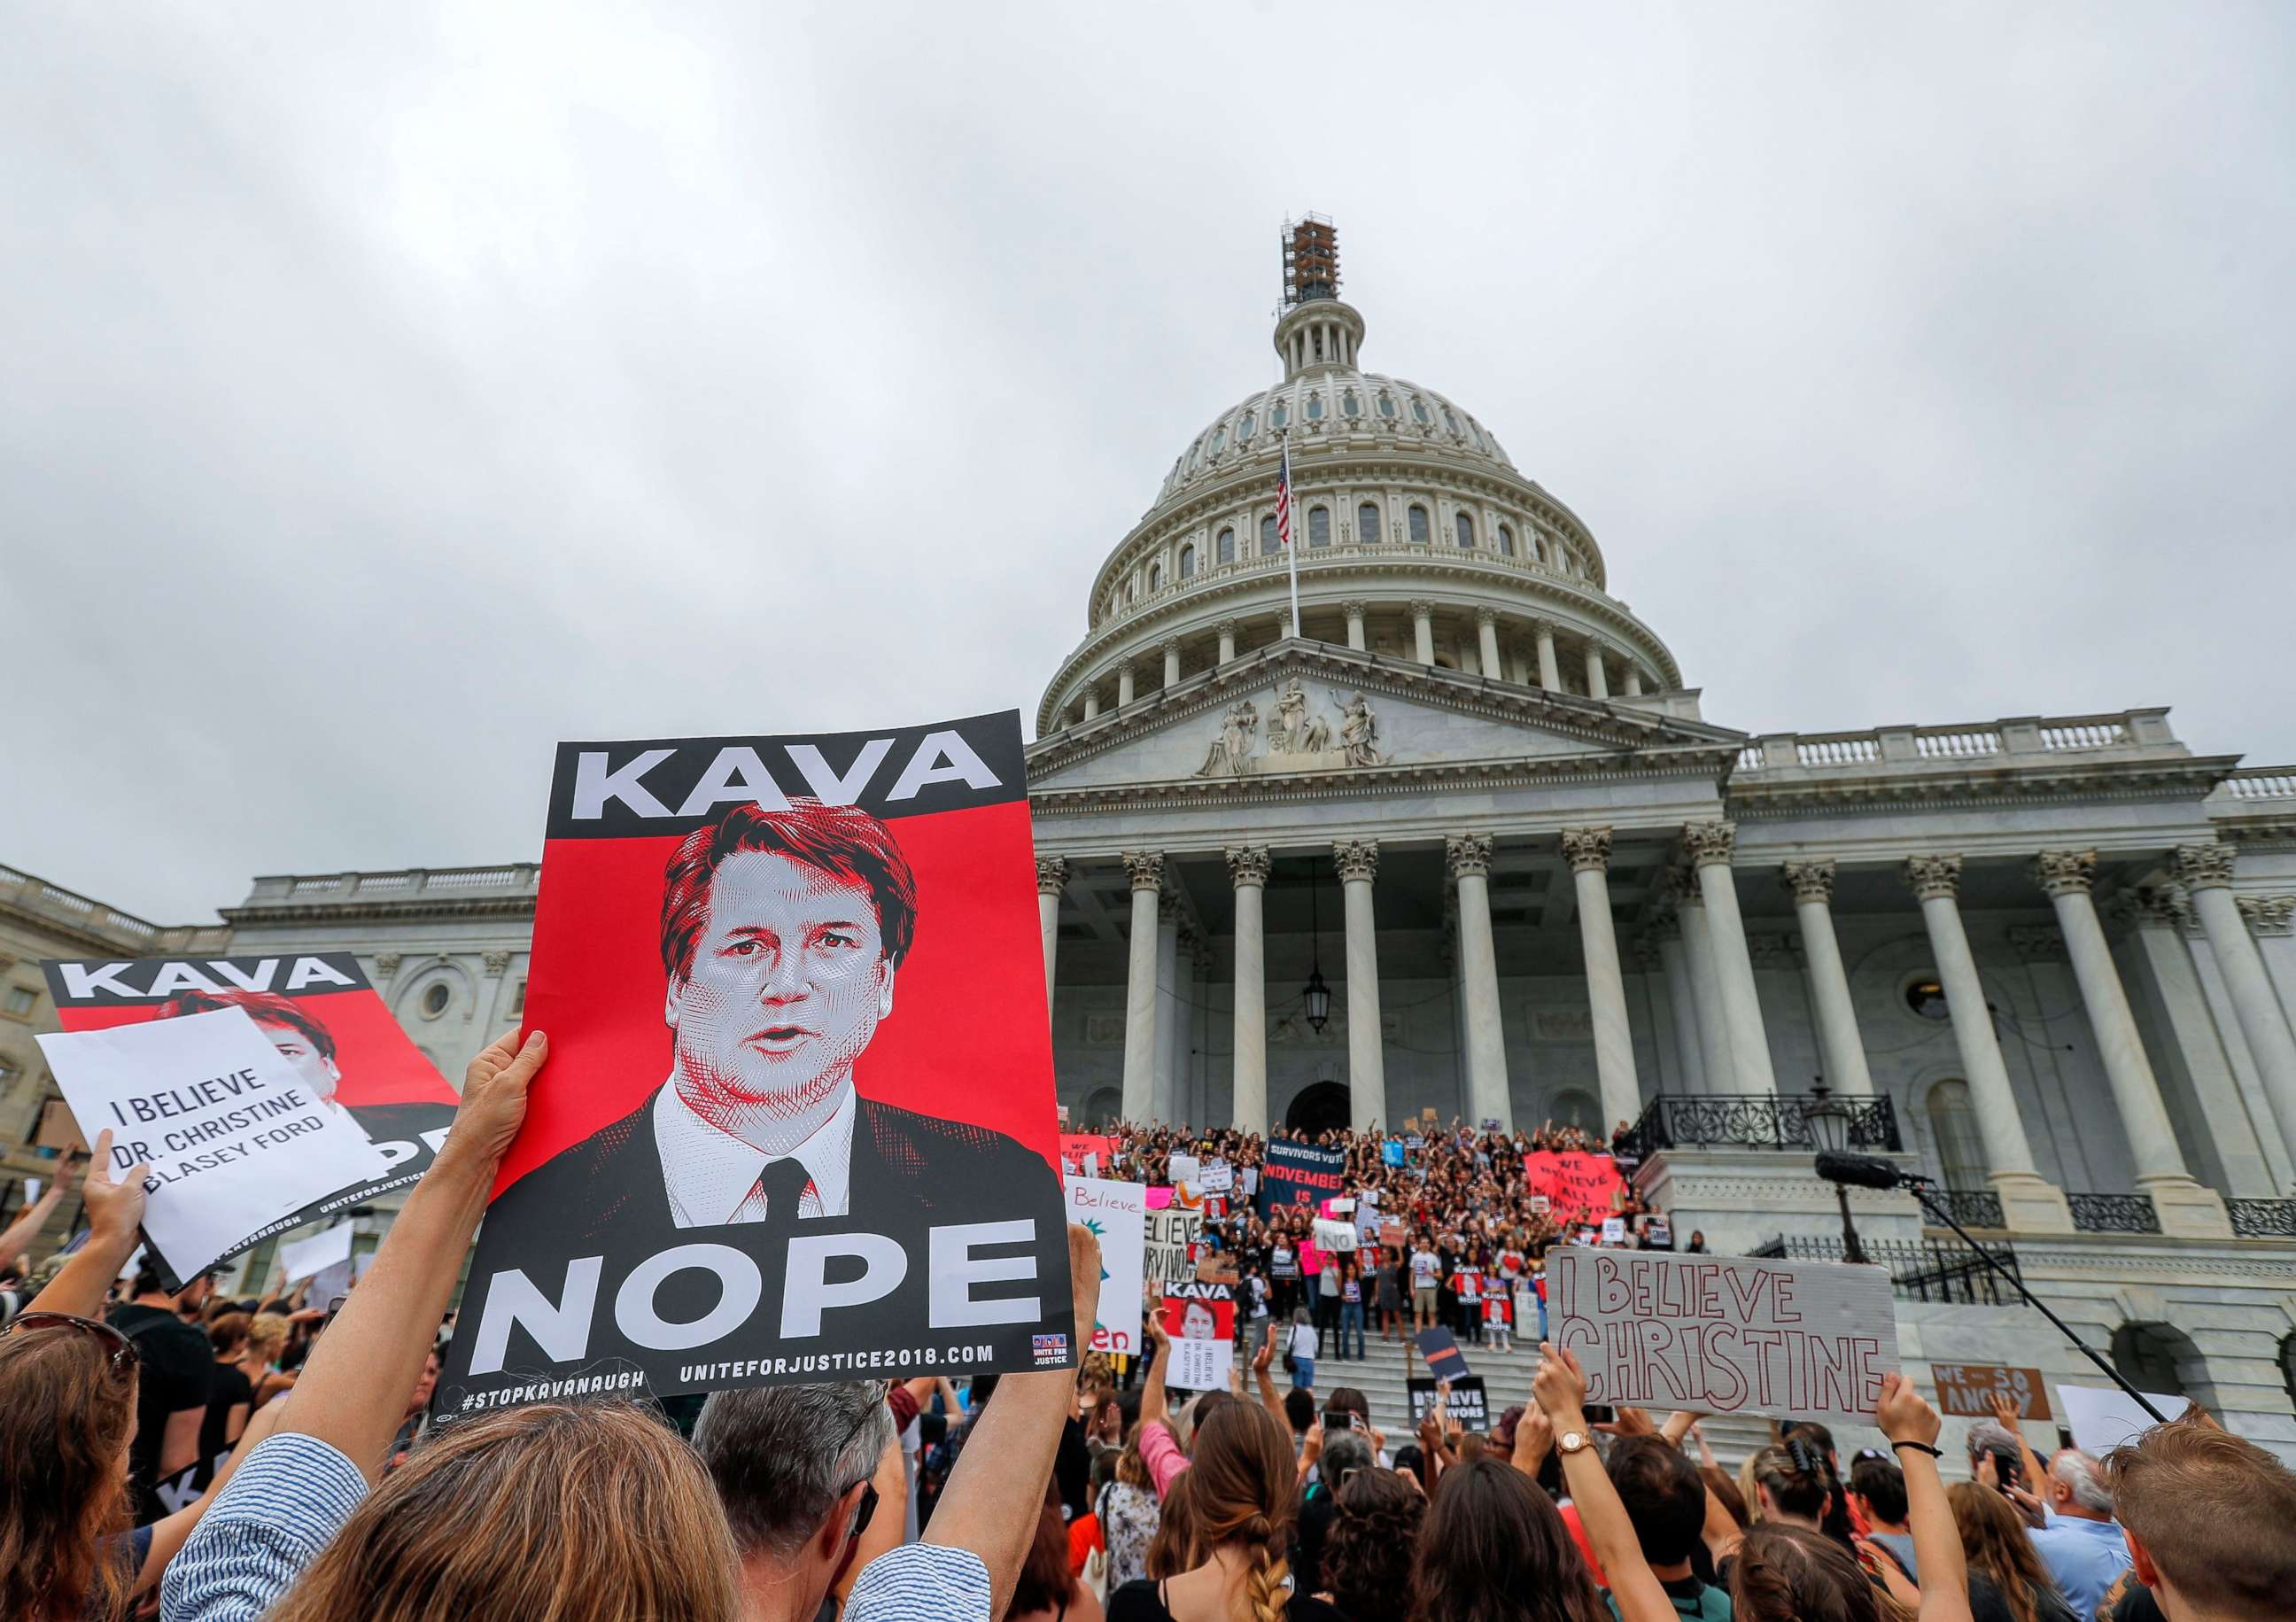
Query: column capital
[
  {"left": 1781, "top": 858, "right": 1836, "bottom": 904},
  {"left": 1116, "top": 659, "right": 1135, "bottom": 678},
  {"left": 1225, "top": 845, "right": 1272, "bottom": 888},
  {"left": 2237, "top": 895, "right": 2296, "bottom": 936},
  {"left": 1340, "top": 600, "right": 1369, "bottom": 620},
  {"left": 1445, "top": 832, "right": 1494, "bottom": 878},
  {"left": 1903, "top": 852, "right": 1964, "bottom": 901},
  {"left": 1408, "top": 600, "right": 1435, "bottom": 621},
  {"left": 2033, "top": 848, "right": 2098, "bottom": 896},
  {"left": 1682, "top": 819, "right": 1737, "bottom": 868},
  {"left": 1121, "top": 850, "right": 1166, "bottom": 891},
  {"left": 2111, "top": 885, "right": 2191, "bottom": 932},
  {"left": 2174, "top": 842, "right": 2237, "bottom": 892},
  {"left": 1473, "top": 606, "right": 1499, "bottom": 629},
  {"left": 1158, "top": 634, "right": 1181, "bottom": 655},
  {"left": 1334, "top": 839, "right": 1380, "bottom": 883},
  {"left": 1532, "top": 617, "right": 1558, "bottom": 639},
  {"left": 1215, "top": 617, "right": 1239, "bottom": 638},
  {"left": 1036, "top": 856, "right": 1069, "bottom": 895},
  {"left": 1561, "top": 826, "right": 1614, "bottom": 873}
]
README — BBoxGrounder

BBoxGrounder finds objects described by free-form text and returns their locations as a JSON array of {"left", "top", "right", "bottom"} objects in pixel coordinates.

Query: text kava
[{"left": 58, "top": 957, "right": 356, "bottom": 1001}]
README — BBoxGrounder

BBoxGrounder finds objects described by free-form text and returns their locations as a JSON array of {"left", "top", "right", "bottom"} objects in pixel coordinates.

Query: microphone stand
[{"left": 1903, "top": 1176, "right": 2170, "bottom": 1424}]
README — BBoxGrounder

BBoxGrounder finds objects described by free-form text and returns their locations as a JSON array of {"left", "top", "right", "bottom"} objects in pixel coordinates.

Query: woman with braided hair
[{"left": 1107, "top": 1401, "right": 1297, "bottom": 1622}]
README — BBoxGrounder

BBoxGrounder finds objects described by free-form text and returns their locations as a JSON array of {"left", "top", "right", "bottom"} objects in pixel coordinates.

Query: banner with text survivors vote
[
  {"left": 1548, "top": 1248, "right": 1897, "bottom": 1425},
  {"left": 1522, "top": 1152, "right": 1627, "bottom": 1226},
  {"left": 43, "top": 952, "right": 462, "bottom": 1266},
  {"left": 438, "top": 714, "right": 1074, "bottom": 1416},
  {"left": 1258, "top": 1138, "right": 1346, "bottom": 1215}
]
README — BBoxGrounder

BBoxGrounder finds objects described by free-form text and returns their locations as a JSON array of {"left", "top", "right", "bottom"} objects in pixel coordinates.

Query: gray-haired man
[{"left": 2026, "top": 1447, "right": 2132, "bottom": 1618}]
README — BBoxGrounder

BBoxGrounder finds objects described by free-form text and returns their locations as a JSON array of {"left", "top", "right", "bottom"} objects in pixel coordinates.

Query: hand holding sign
[
  {"left": 81, "top": 1128, "right": 149, "bottom": 1248},
  {"left": 451, "top": 1029, "right": 547, "bottom": 1178}
]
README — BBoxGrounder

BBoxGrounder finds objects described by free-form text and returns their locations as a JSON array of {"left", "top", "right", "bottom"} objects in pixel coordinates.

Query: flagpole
[{"left": 1282, "top": 431, "right": 1301, "bottom": 640}]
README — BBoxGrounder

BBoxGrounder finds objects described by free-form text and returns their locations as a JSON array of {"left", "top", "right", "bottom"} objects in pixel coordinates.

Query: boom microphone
[{"left": 1813, "top": 1150, "right": 1915, "bottom": 1191}]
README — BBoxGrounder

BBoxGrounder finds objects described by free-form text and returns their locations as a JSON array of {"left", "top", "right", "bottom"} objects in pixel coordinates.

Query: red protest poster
[
  {"left": 1522, "top": 1151, "right": 1627, "bottom": 1225},
  {"left": 438, "top": 715, "right": 1074, "bottom": 1414},
  {"left": 1160, "top": 1282, "right": 1237, "bottom": 1390},
  {"left": 1059, "top": 1133, "right": 1118, "bottom": 1175},
  {"left": 43, "top": 952, "right": 460, "bottom": 1254}
]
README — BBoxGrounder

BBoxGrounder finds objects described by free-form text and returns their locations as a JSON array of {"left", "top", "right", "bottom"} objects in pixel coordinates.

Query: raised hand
[
  {"left": 1532, "top": 1340, "right": 1589, "bottom": 1425},
  {"left": 81, "top": 1129, "right": 150, "bottom": 1243},
  {"left": 1874, "top": 1370, "right": 1942, "bottom": 1447},
  {"left": 440, "top": 1029, "right": 549, "bottom": 1174}
]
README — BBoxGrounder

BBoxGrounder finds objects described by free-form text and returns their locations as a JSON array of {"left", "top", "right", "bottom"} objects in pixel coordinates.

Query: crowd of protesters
[{"left": 2, "top": 1050, "right": 2292, "bottom": 1620}]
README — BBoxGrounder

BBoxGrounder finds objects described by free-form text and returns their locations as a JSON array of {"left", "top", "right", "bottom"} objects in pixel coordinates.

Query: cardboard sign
[
  {"left": 1523, "top": 1152, "right": 1626, "bottom": 1225},
  {"left": 1408, "top": 1374, "right": 1490, "bottom": 1431},
  {"left": 1258, "top": 1138, "right": 1346, "bottom": 1214},
  {"left": 1312, "top": 1217, "right": 1359, "bottom": 1253},
  {"left": 1378, "top": 1219, "right": 1407, "bottom": 1248},
  {"left": 1145, "top": 1206, "right": 1203, "bottom": 1284},
  {"left": 36, "top": 1008, "right": 392, "bottom": 1283},
  {"left": 276, "top": 1221, "right": 355, "bottom": 1286},
  {"left": 1417, "top": 1325, "right": 1471, "bottom": 1382},
  {"left": 1160, "top": 1283, "right": 1235, "bottom": 1391},
  {"left": 1067, "top": 1176, "right": 1147, "bottom": 1356},
  {"left": 1195, "top": 1253, "right": 1240, "bottom": 1286},
  {"left": 1933, "top": 1362, "right": 2051, "bottom": 1420},
  {"left": 2058, "top": 1384, "right": 2189, "bottom": 1455},
  {"left": 43, "top": 951, "right": 461, "bottom": 1250},
  {"left": 436, "top": 713, "right": 1074, "bottom": 1413},
  {"left": 1548, "top": 1247, "right": 1897, "bottom": 1424},
  {"left": 36, "top": 1097, "right": 87, "bottom": 1152}
]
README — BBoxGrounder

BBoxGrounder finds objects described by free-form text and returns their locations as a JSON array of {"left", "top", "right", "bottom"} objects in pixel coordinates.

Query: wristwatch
[{"left": 1556, "top": 1429, "right": 1592, "bottom": 1456}]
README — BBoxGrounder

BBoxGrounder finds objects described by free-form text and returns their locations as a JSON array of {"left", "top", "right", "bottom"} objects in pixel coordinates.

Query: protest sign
[
  {"left": 1198, "top": 1161, "right": 1234, "bottom": 1195},
  {"left": 1408, "top": 1374, "right": 1490, "bottom": 1432},
  {"left": 276, "top": 1221, "right": 355, "bottom": 1286},
  {"left": 1417, "top": 1325, "right": 1471, "bottom": 1382},
  {"left": 1059, "top": 1134, "right": 1116, "bottom": 1176},
  {"left": 1145, "top": 1205, "right": 1203, "bottom": 1284},
  {"left": 2058, "top": 1384, "right": 2188, "bottom": 1454},
  {"left": 1160, "top": 1282, "right": 1235, "bottom": 1391},
  {"left": 1381, "top": 1139, "right": 1405, "bottom": 1168},
  {"left": 1377, "top": 1219, "right": 1407, "bottom": 1249},
  {"left": 1146, "top": 1185, "right": 1175, "bottom": 1209},
  {"left": 43, "top": 951, "right": 461, "bottom": 1249},
  {"left": 1259, "top": 1137, "right": 1346, "bottom": 1215},
  {"left": 1312, "top": 1217, "right": 1359, "bottom": 1253},
  {"left": 1066, "top": 1176, "right": 1146, "bottom": 1355},
  {"left": 1405, "top": 1134, "right": 1425, "bottom": 1151},
  {"left": 1168, "top": 1152, "right": 1200, "bottom": 1187},
  {"left": 37, "top": 1097, "right": 86, "bottom": 1152},
  {"left": 35, "top": 1008, "right": 390, "bottom": 1283},
  {"left": 1933, "top": 1362, "right": 2050, "bottom": 1420},
  {"left": 1195, "top": 1253, "right": 1240, "bottom": 1286},
  {"left": 1522, "top": 1152, "right": 1626, "bottom": 1224},
  {"left": 1548, "top": 1248, "right": 1896, "bottom": 1424},
  {"left": 436, "top": 713, "right": 1074, "bottom": 1413},
  {"left": 23, "top": 1178, "right": 41, "bottom": 1207},
  {"left": 1600, "top": 1217, "right": 1626, "bottom": 1245},
  {"left": 1644, "top": 1215, "right": 1672, "bottom": 1248}
]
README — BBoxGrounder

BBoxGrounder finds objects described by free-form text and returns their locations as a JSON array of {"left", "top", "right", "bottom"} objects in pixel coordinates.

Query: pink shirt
[{"left": 1140, "top": 1419, "right": 1191, "bottom": 1498}]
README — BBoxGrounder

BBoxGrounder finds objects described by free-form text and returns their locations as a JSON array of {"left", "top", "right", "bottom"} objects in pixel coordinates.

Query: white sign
[
  {"left": 2057, "top": 1383, "right": 2190, "bottom": 1455},
  {"left": 1312, "top": 1217, "right": 1360, "bottom": 1253},
  {"left": 23, "top": 1178, "right": 40, "bottom": 1207},
  {"left": 1601, "top": 1217, "right": 1627, "bottom": 1245},
  {"left": 1168, "top": 1153, "right": 1200, "bottom": 1187},
  {"left": 1067, "top": 1176, "right": 1149, "bottom": 1355},
  {"left": 1645, "top": 1215, "right": 1672, "bottom": 1247},
  {"left": 1548, "top": 1247, "right": 1898, "bottom": 1424},
  {"left": 37, "top": 1008, "right": 391, "bottom": 1282},
  {"left": 1146, "top": 1207, "right": 1203, "bottom": 1284},
  {"left": 1198, "top": 1161, "right": 1234, "bottom": 1195},
  {"left": 276, "top": 1222, "right": 354, "bottom": 1286}
]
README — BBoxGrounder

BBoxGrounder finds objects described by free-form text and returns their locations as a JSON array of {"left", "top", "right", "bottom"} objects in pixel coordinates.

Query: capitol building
[{"left": 4, "top": 222, "right": 2293, "bottom": 1455}]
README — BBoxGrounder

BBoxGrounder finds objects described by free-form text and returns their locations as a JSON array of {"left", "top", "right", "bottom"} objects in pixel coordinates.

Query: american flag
[{"left": 1275, "top": 436, "right": 1294, "bottom": 548}]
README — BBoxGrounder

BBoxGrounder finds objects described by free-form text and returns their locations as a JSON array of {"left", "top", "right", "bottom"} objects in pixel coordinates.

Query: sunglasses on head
[{"left": 9, "top": 1312, "right": 139, "bottom": 1376}]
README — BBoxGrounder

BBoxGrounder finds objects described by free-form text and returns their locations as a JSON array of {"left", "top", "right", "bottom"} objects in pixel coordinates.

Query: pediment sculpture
[{"left": 1193, "top": 680, "right": 1385, "bottom": 777}]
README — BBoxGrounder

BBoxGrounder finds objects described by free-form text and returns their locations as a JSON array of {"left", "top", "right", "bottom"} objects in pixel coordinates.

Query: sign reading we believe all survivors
[
  {"left": 1548, "top": 1246, "right": 1897, "bottom": 1424},
  {"left": 1521, "top": 1152, "right": 1626, "bottom": 1225}
]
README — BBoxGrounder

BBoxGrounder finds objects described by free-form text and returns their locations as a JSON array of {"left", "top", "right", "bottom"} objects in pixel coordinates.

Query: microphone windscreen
[{"left": 1813, "top": 1150, "right": 1904, "bottom": 1191}]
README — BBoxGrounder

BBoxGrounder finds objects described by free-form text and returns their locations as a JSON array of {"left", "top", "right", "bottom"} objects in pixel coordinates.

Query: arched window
[
  {"left": 1454, "top": 510, "right": 1475, "bottom": 548},
  {"left": 1272, "top": 400, "right": 1289, "bottom": 430},
  {"left": 1359, "top": 501, "right": 1382, "bottom": 544},
  {"left": 1260, "top": 515, "right": 1280, "bottom": 555},
  {"left": 1210, "top": 425, "right": 1226, "bottom": 453},
  {"left": 1412, "top": 398, "right": 1431, "bottom": 425},
  {"left": 1239, "top": 412, "right": 1256, "bottom": 439},
  {"left": 1178, "top": 544, "right": 1196, "bottom": 579},
  {"left": 1925, "top": 1080, "right": 1989, "bottom": 1191},
  {"left": 1187, "top": 440, "right": 1201, "bottom": 470},
  {"left": 1217, "top": 526, "right": 1236, "bottom": 563},
  {"left": 1308, "top": 506, "right": 1330, "bottom": 547},
  {"left": 1442, "top": 407, "right": 1461, "bottom": 436},
  {"left": 1408, "top": 504, "right": 1431, "bottom": 545},
  {"left": 1306, "top": 392, "right": 1324, "bottom": 421},
  {"left": 1150, "top": 562, "right": 1164, "bottom": 591},
  {"left": 1498, "top": 523, "right": 1516, "bottom": 556},
  {"left": 1377, "top": 392, "right": 1396, "bottom": 418},
  {"left": 1529, "top": 532, "right": 1545, "bottom": 562},
  {"left": 1342, "top": 390, "right": 1360, "bottom": 417}
]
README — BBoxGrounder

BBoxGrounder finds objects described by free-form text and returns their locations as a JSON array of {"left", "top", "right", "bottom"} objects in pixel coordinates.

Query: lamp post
[
  {"left": 1303, "top": 854, "right": 1332, "bottom": 1034},
  {"left": 1800, "top": 1079, "right": 1869, "bottom": 1265}
]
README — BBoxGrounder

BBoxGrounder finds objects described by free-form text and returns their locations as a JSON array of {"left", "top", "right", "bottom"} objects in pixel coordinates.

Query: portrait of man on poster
[
  {"left": 155, "top": 989, "right": 444, "bottom": 1150},
  {"left": 516, "top": 797, "right": 1049, "bottom": 1243}
]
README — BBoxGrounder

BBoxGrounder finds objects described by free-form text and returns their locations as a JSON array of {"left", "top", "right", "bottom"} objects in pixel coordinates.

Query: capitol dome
[{"left": 1036, "top": 251, "right": 1679, "bottom": 736}]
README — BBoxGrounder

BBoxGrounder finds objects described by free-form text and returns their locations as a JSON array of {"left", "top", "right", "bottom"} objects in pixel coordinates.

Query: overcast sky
[{"left": 4, "top": 4, "right": 2291, "bottom": 923}]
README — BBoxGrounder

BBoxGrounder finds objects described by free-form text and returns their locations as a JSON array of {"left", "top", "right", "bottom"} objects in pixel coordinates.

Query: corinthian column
[
  {"left": 2176, "top": 842, "right": 2296, "bottom": 1168},
  {"left": 1120, "top": 852, "right": 1164, "bottom": 1123},
  {"left": 1475, "top": 610, "right": 1502, "bottom": 679},
  {"left": 1563, "top": 827, "right": 1641, "bottom": 1132},
  {"left": 1685, "top": 822, "right": 1775, "bottom": 1093},
  {"left": 1410, "top": 602, "right": 1436, "bottom": 667},
  {"left": 1583, "top": 641, "right": 1610, "bottom": 701},
  {"left": 1782, "top": 859, "right": 1873, "bottom": 1094},
  {"left": 1334, "top": 839, "right": 1388, "bottom": 1131},
  {"left": 1160, "top": 637, "right": 1181, "bottom": 689},
  {"left": 1652, "top": 917, "right": 1707, "bottom": 1093},
  {"left": 1153, "top": 892, "right": 1181, "bottom": 1124},
  {"left": 1342, "top": 601, "right": 1367, "bottom": 652},
  {"left": 1533, "top": 620, "right": 1561, "bottom": 692},
  {"left": 1036, "top": 856, "right": 1067, "bottom": 1022},
  {"left": 2036, "top": 850, "right": 2230, "bottom": 1235},
  {"left": 1673, "top": 873, "right": 1734, "bottom": 1090},
  {"left": 1447, "top": 833, "right": 1512, "bottom": 1132},
  {"left": 1217, "top": 618, "right": 1238, "bottom": 664},
  {"left": 1903, "top": 854, "right": 2074, "bottom": 1231},
  {"left": 1227, "top": 846, "right": 1271, "bottom": 1132}
]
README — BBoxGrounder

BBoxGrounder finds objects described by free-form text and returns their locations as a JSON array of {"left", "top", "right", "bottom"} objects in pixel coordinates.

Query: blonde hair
[
  {"left": 264, "top": 1401, "right": 739, "bottom": 1622},
  {"left": 242, "top": 1313, "right": 290, "bottom": 1362}
]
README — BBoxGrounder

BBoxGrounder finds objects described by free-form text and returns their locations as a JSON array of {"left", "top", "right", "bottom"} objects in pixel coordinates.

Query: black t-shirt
[
  {"left": 109, "top": 1304, "right": 213, "bottom": 1521},
  {"left": 198, "top": 1361, "right": 253, "bottom": 1483}
]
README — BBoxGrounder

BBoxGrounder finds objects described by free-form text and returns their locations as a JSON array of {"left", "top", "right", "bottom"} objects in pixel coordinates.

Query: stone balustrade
[
  {"left": 1736, "top": 710, "right": 2183, "bottom": 773},
  {"left": 0, "top": 864, "right": 228, "bottom": 952}
]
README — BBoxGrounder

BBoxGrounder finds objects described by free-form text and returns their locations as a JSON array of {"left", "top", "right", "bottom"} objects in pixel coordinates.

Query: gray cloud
[{"left": 4, "top": 3, "right": 2290, "bottom": 921}]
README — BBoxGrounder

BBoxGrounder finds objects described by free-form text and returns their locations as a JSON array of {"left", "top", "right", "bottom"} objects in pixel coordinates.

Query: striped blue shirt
[{"left": 159, "top": 1429, "right": 992, "bottom": 1620}]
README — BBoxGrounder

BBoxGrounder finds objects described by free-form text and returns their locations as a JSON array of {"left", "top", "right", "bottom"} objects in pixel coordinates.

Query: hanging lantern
[{"left": 1303, "top": 853, "right": 1331, "bottom": 1032}]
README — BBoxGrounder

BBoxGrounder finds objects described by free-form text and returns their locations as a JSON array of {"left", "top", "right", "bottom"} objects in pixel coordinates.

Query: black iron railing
[
  {"left": 1621, "top": 1092, "right": 1902, "bottom": 1160},
  {"left": 2227, "top": 1198, "right": 2296, "bottom": 1238},
  {"left": 1930, "top": 1189, "right": 2006, "bottom": 1230},
  {"left": 1751, "top": 1234, "right": 2024, "bottom": 1306},
  {"left": 2066, "top": 1192, "right": 2161, "bottom": 1235}
]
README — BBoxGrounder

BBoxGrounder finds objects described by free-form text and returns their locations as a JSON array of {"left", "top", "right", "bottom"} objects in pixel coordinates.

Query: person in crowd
[
  {"left": 1141, "top": 1468, "right": 1204, "bottom": 1585},
  {"left": 161, "top": 1027, "right": 1109, "bottom": 1622},
  {"left": 694, "top": 1379, "right": 908, "bottom": 1622},
  {"left": 1073, "top": 1451, "right": 1118, "bottom": 1584},
  {"left": 383, "top": 1348, "right": 440, "bottom": 1470},
  {"left": 1726, "top": 1373, "right": 1970, "bottom": 1622},
  {"left": 1287, "top": 1307, "right": 1319, "bottom": 1393},
  {"left": 1294, "top": 1429, "right": 1376, "bottom": 1596},
  {"left": 1741, "top": 1442, "right": 1832, "bottom": 1537},
  {"left": 1316, "top": 1252, "right": 1343, "bottom": 1346},
  {"left": 1699, "top": 1467, "right": 1749, "bottom": 1537},
  {"left": 1408, "top": 1238, "right": 1440, "bottom": 1332},
  {"left": 201, "top": 1311, "right": 255, "bottom": 1475},
  {"left": 1011, "top": 1486, "right": 1105, "bottom": 1622},
  {"left": 1604, "top": 1436, "right": 1733, "bottom": 1619},
  {"left": 1374, "top": 1250, "right": 1403, "bottom": 1343},
  {"left": 1336, "top": 1260, "right": 1366, "bottom": 1362},
  {"left": 108, "top": 1261, "right": 215, "bottom": 1521},
  {"left": 2105, "top": 1409, "right": 2296, "bottom": 1622},
  {"left": 1946, "top": 1484, "right": 2077, "bottom": 1622},
  {"left": 1107, "top": 1400, "right": 1296, "bottom": 1622},
  {"left": 1848, "top": 1453, "right": 1920, "bottom": 1585},
  {"left": 1683, "top": 1231, "right": 1708, "bottom": 1254},
  {"left": 1299, "top": 1464, "right": 1422, "bottom": 1622},
  {"left": 238, "top": 1310, "right": 296, "bottom": 1409},
  {"left": 2017, "top": 1446, "right": 2130, "bottom": 1619},
  {"left": 1103, "top": 1434, "right": 1166, "bottom": 1592}
]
